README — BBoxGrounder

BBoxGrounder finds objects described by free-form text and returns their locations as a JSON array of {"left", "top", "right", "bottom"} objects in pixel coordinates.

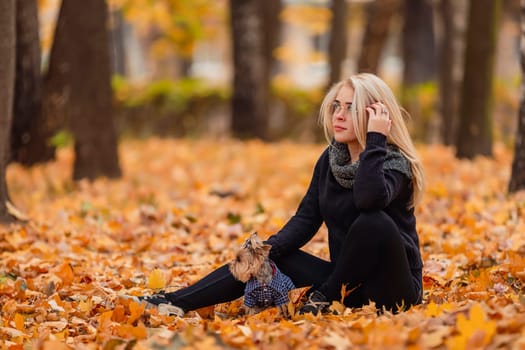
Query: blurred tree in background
[
  {"left": 230, "top": 0, "right": 268, "bottom": 139},
  {"left": 327, "top": 0, "right": 348, "bottom": 87},
  {"left": 357, "top": 0, "right": 401, "bottom": 75},
  {"left": 401, "top": 0, "right": 437, "bottom": 142},
  {"left": 509, "top": 0, "right": 525, "bottom": 192},
  {"left": 0, "top": 0, "right": 16, "bottom": 223},
  {"left": 46, "top": 0, "right": 121, "bottom": 180},
  {"left": 437, "top": 0, "right": 467, "bottom": 146},
  {"left": 456, "top": 0, "right": 501, "bottom": 158},
  {"left": 10, "top": 0, "right": 51, "bottom": 166}
]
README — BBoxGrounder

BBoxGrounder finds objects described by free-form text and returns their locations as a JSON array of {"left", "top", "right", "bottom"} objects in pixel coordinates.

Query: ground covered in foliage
[{"left": 1, "top": 138, "right": 525, "bottom": 349}]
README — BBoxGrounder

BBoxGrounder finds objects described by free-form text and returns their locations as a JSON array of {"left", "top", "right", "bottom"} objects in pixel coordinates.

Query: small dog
[{"left": 229, "top": 233, "right": 295, "bottom": 316}]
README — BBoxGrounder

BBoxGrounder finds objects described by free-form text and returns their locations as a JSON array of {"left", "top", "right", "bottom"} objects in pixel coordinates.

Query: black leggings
[{"left": 162, "top": 211, "right": 420, "bottom": 312}]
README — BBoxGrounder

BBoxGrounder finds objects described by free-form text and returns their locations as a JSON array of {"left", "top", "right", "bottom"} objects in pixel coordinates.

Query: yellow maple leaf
[
  {"left": 147, "top": 268, "right": 166, "bottom": 289},
  {"left": 447, "top": 303, "right": 496, "bottom": 350},
  {"left": 78, "top": 299, "right": 92, "bottom": 313},
  {"left": 425, "top": 301, "right": 454, "bottom": 317}
]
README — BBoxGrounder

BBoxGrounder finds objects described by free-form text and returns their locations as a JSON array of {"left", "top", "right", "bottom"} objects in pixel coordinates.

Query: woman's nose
[{"left": 334, "top": 110, "right": 345, "bottom": 120}]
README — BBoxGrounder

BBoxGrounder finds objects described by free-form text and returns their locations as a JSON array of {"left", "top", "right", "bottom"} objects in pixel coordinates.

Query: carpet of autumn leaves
[{"left": 2, "top": 138, "right": 525, "bottom": 349}]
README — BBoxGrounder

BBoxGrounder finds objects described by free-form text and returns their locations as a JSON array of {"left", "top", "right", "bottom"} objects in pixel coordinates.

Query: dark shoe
[
  {"left": 123, "top": 293, "right": 185, "bottom": 317},
  {"left": 298, "top": 290, "right": 330, "bottom": 315}
]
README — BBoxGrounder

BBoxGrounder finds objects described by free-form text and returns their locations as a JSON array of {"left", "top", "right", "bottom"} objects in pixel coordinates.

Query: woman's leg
[
  {"left": 273, "top": 249, "right": 333, "bottom": 289},
  {"left": 155, "top": 249, "right": 332, "bottom": 312},
  {"left": 318, "top": 211, "right": 418, "bottom": 311},
  {"left": 161, "top": 264, "right": 244, "bottom": 312}
]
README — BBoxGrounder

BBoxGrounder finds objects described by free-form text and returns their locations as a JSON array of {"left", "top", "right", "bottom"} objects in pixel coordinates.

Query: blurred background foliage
[{"left": 34, "top": 0, "right": 520, "bottom": 143}]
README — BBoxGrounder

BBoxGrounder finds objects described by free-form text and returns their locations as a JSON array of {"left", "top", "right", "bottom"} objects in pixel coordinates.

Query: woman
[{"left": 138, "top": 73, "right": 425, "bottom": 316}]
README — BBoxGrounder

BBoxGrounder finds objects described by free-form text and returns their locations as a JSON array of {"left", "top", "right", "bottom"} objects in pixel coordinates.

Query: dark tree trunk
[
  {"left": 438, "top": 0, "right": 455, "bottom": 140},
  {"left": 110, "top": 9, "right": 127, "bottom": 76},
  {"left": 46, "top": 0, "right": 121, "bottom": 180},
  {"left": 402, "top": 0, "right": 437, "bottom": 142},
  {"left": 0, "top": 0, "right": 17, "bottom": 223},
  {"left": 327, "top": 0, "right": 347, "bottom": 87},
  {"left": 437, "top": 0, "right": 467, "bottom": 145},
  {"left": 456, "top": 0, "right": 501, "bottom": 158},
  {"left": 402, "top": 0, "right": 436, "bottom": 85},
  {"left": 179, "top": 56, "right": 192, "bottom": 77},
  {"left": 230, "top": 0, "right": 268, "bottom": 140},
  {"left": 11, "top": 0, "right": 55, "bottom": 166},
  {"left": 260, "top": 0, "right": 282, "bottom": 81},
  {"left": 509, "top": 0, "right": 525, "bottom": 193},
  {"left": 357, "top": 0, "right": 402, "bottom": 74}
]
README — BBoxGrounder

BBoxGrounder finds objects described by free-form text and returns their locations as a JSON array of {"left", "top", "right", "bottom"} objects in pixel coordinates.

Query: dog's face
[{"left": 229, "top": 233, "right": 271, "bottom": 282}]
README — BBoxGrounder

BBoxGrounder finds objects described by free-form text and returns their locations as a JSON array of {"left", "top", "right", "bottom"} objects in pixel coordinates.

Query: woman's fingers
[
  {"left": 371, "top": 102, "right": 389, "bottom": 119},
  {"left": 367, "top": 102, "right": 391, "bottom": 136}
]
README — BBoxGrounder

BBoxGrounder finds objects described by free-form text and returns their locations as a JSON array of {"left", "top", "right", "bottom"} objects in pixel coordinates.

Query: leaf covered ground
[{"left": 1, "top": 138, "right": 525, "bottom": 349}]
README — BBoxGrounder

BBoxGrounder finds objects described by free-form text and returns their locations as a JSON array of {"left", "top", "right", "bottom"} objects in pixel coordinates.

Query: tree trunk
[
  {"left": 230, "top": 0, "right": 268, "bottom": 140},
  {"left": 357, "top": 0, "right": 402, "bottom": 74},
  {"left": 11, "top": 0, "right": 55, "bottom": 166},
  {"left": 0, "top": 0, "right": 16, "bottom": 223},
  {"left": 402, "top": 0, "right": 436, "bottom": 85},
  {"left": 437, "top": 0, "right": 468, "bottom": 145},
  {"left": 260, "top": 0, "right": 282, "bottom": 81},
  {"left": 110, "top": 9, "right": 127, "bottom": 76},
  {"left": 509, "top": 0, "right": 525, "bottom": 193},
  {"left": 456, "top": 0, "right": 501, "bottom": 158},
  {"left": 402, "top": 0, "right": 437, "bottom": 142},
  {"left": 46, "top": 0, "right": 121, "bottom": 180},
  {"left": 327, "top": 0, "right": 347, "bottom": 87}
]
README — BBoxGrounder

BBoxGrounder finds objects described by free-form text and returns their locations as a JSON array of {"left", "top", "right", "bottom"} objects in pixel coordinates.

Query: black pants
[{"left": 162, "top": 211, "right": 420, "bottom": 312}]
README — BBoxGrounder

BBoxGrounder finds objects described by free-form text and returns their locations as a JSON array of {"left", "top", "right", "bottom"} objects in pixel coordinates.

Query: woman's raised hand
[{"left": 366, "top": 102, "right": 392, "bottom": 136}]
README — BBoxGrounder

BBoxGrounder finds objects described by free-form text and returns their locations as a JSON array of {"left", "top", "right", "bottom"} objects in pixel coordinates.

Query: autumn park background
[{"left": 1, "top": 0, "right": 525, "bottom": 348}]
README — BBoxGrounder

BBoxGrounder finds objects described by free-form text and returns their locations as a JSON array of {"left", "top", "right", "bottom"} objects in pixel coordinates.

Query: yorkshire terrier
[{"left": 229, "top": 233, "right": 295, "bottom": 316}]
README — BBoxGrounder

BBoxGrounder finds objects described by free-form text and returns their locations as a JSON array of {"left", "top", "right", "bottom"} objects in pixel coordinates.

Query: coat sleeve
[{"left": 353, "top": 132, "right": 410, "bottom": 210}]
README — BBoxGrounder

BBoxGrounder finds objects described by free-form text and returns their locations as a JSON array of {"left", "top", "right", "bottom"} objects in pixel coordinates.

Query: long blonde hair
[{"left": 319, "top": 73, "right": 425, "bottom": 206}]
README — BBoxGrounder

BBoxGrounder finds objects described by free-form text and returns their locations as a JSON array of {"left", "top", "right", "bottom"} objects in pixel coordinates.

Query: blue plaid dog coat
[{"left": 244, "top": 261, "right": 295, "bottom": 308}]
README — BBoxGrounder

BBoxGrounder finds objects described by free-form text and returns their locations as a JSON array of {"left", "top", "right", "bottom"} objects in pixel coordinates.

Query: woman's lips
[{"left": 333, "top": 126, "right": 346, "bottom": 132}]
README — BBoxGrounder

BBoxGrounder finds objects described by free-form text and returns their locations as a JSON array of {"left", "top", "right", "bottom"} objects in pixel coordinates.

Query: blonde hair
[{"left": 319, "top": 73, "right": 425, "bottom": 206}]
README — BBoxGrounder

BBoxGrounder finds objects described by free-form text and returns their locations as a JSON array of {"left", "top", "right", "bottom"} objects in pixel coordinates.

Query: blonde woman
[{"left": 137, "top": 73, "right": 425, "bottom": 316}]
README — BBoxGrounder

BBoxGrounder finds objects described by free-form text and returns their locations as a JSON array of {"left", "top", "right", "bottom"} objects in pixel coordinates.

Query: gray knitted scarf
[{"left": 328, "top": 141, "right": 412, "bottom": 189}]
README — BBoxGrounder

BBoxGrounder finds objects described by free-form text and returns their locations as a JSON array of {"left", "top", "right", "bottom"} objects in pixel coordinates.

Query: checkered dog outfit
[{"left": 244, "top": 261, "right": 295, "bottom": 308}]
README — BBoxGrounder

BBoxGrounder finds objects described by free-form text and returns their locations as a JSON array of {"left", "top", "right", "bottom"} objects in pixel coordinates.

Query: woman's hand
[{"left": 366, "top": 102, "right": 392, "bottom": 136}]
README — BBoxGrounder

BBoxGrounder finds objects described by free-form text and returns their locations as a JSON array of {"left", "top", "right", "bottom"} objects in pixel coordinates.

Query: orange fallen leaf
[
  {"left": 13, "top": 313, "right": 24, "bottom": 331},
  {"left": 116, "top": 322, "right": 147, "bottom": 339},
  {"left": 42, "top": 340, "right": 71, "bottom": 350},
  {"left": 128, "top": 301, "right": 145, "bottom": 325},
  {"left": 54, "top": 262, "right": 75, "bottom": 286}
]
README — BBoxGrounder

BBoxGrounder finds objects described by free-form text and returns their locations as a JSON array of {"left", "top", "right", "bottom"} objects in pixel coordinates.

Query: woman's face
[{"left": 331, "top": 85, "right": 357, "bottom": 144}]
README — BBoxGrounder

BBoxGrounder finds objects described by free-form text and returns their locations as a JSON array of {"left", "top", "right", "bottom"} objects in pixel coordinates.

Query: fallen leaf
[{"left": 147, "top": 269, "right": 166, "bottom": 289}]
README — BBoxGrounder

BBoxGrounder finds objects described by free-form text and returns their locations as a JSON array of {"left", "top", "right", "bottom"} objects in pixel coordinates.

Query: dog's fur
[{"left": 229, "top": 233, "right": 294, "bottom": 316}]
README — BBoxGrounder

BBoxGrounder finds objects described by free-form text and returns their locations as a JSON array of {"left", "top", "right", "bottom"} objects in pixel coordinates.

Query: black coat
[{"left": 267, "top": 132, "right": 423, "bottom": 295}]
